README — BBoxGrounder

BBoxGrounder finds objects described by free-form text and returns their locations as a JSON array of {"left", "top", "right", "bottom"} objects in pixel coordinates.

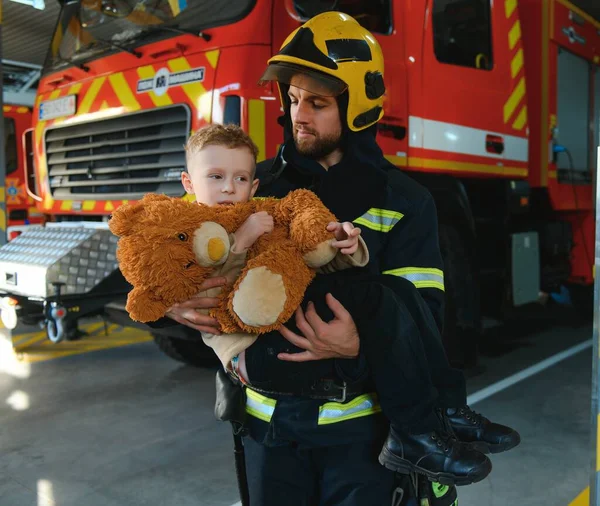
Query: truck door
[
  {"left": 418, "top": 0, "right": 527, "bottom": 176},
  {"left": 555, "top": 48, "right": 594, "bottom": 183}
]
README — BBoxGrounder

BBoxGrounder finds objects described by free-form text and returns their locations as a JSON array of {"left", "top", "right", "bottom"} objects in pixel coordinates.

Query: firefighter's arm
[{"left": 380, "top": 194, "right": 445, "bottom": 331}]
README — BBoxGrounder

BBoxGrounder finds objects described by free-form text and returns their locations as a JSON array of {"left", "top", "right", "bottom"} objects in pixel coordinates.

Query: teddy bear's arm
[{"left": 277, "top": 189, "right": 338, "bottom": 253}]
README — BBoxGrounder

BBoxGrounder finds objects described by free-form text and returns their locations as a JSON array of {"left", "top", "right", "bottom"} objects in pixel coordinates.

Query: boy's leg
[
  {"left": 309, "top": 274, "right": 491, "bottom": 485},
  {"left": 375, "top": 274, "right": 467, "bottom": 408},
  {"left": 375, "top": 275, "right": 520, "bottom": 455}
]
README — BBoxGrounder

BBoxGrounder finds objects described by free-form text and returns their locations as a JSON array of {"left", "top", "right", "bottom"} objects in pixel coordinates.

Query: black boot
[
  {"left": 445, "top": 406, "right": 521, "bottom": 454},
  {"left": 378, "top": 425, "right": 492, "bottom": 486}
]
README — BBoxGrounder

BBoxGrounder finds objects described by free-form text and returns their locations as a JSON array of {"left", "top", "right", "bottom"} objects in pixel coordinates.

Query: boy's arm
[
  {"left": 224, "top": 234, "right": 249, "bottom": 280},
  {"left": 316, "top": 236, "right": 369, "bottom": 274}
]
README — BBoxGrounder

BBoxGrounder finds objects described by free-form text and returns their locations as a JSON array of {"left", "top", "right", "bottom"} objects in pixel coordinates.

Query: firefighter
[{"left": 243, "top": 11, "right": 519, "bottom": 504}]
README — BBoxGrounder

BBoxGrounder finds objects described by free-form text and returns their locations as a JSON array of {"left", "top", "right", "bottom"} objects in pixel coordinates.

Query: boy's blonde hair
[{"left": 184, "top": 124, "right": 259, "bottom": 172}]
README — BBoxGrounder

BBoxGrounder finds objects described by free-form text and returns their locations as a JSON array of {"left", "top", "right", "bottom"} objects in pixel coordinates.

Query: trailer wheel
[
  {"left": 439, "top": 223, "right": 481, "bottom": 369},
  {"left": 152, "top": 334, "right": 218, "bottom": 368}
]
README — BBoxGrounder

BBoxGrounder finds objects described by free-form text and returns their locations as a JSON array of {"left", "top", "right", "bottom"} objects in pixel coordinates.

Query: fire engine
[{"left": 0, "top": 0, "right": 597, "bottom": 366}]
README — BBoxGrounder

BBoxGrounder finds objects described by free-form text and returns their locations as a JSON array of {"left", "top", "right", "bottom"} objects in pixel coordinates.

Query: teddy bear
[{"left": 108, "top": 189, "right": 339, "bottom": 334}]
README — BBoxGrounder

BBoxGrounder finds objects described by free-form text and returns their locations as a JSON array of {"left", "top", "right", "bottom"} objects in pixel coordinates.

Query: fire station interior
[{"left": 2, "top": 0, "right": 600, "bottom": 505}]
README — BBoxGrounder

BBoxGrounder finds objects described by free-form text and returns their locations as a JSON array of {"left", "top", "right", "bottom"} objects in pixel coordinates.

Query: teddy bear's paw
[
  {"left": 232, "top": 266, "right": 286, "bottom": 326},
  {"left": 303, "top": 239, "right": 337, "bottom": 268}
]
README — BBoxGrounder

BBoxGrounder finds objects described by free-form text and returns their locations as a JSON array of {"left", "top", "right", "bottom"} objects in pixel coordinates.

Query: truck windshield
[
  {"left": 43, "top": 0, "right": 256, "bottom": 74},
  {"left": 289, "top": 0, "right": 391, "bottom": 34}
]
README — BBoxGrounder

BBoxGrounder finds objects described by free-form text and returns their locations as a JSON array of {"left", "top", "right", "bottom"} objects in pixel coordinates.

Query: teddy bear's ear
[
  {"left": 139, "top": 193, "right": 172, "bottom": 204},
  {"left": 126, "top": 287, "right": 169, "bottom": 322},
  {"left": 109, "top": 193, "right": 171, "bottom": 237}
]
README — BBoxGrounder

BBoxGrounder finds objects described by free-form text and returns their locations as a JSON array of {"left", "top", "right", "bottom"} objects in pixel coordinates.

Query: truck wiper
[
  {"left": 91, "top": 37, "right": 143, "bottom": 58},
  {"left": 53, "top": 55, "right": 90, "bottom": 73},
  {"left": 140, "top": 24, "right": 211, "bottom": 42}
]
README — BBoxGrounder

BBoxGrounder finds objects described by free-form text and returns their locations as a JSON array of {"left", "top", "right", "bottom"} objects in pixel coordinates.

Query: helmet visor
[{"left": 259, "top": 62, "right": 347, "bottom": 97}]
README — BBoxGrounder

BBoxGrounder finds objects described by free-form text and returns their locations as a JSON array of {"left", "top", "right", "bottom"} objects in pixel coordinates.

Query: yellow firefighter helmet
[{"left": 259, "top": 11, "right": 385, "bottom": 131}]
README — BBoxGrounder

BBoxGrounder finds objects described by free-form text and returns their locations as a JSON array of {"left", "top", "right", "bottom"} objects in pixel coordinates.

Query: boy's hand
[
  {"left": 233, "top": 211, "right": 274, "bottom": 251},
  {"left": 326, "top": 221, "right": 361, "bottom": 255}
]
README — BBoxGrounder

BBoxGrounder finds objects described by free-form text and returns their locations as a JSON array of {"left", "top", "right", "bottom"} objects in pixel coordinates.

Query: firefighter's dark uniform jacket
[{"left": 246, "top": 123, "right": 446, "bottom": 448}]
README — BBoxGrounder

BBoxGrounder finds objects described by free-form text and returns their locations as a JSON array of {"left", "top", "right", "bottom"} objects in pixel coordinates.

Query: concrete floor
[{"left": 0, "top": 310, "right": 594, "bottom": 506}]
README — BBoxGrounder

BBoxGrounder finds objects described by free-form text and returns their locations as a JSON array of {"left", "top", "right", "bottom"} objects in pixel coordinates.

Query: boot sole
[
  {"left": 378, "top": 446, "right": 492, "bottom": 487},
  {"left": 469, "top": 433, "right": 521, "bottom": 455}
]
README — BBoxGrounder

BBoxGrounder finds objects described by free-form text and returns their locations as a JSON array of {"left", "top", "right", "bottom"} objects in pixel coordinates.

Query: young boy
[
  {"left": 180, "top": 123, "right": 504, "bottom": 486},
  {"left": 181, "top": 123, "right": 368, "bottom": 382}
]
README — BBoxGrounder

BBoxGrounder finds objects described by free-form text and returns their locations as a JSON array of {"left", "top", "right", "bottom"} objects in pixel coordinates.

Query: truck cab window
[
  {"left": 290, "top": 0, "right": 391, "bottom": 34},
  {"left": 4, "top": 118, "right": 17, "bottom": 175},
  {"left": 433, "top": 0, "right": 494, "bottom": 70}
]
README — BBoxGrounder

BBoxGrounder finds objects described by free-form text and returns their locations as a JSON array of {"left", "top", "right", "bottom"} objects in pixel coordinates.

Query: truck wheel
[
  {"left": 439, "top": 223, "right": 480, "bottom": 369},
  {"left": 152, "top": 334, "right": 218, "bottom": 368},
  {"left": 567, "top": 282, "right": 593, "bottom": 321}
]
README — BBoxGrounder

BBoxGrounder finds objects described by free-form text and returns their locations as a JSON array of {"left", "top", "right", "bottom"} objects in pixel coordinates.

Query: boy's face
[{"left": 182, "top": 144, "right": 259, "bottom": 206}]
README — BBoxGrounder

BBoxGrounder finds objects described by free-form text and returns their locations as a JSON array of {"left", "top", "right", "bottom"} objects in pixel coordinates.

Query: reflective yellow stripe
[
  {"left": 245, "top": 389, "right": 380, "bottom": 425},
  {"left": 512, "top": 105, "right": 528, "bottom": 131},
  {"left": 78, "top": 76, "right": 106, "bottom": 115},
  {"left": 108, "top": 73, "right": 141, "bottom": 112},
  {"left": 511, "top": 48, "right": 524, "bottom": 79},
  {"left": 509, "top": 20, "right": 522, "bottom": 50},
  {"left": 505, "top": 0, "right": 517, "bottom": 18},
  {"left": 246, "top": 388, "right": 277, "bottom": 422},
  {"left": 383, "top": 267, "right": 445, "bottom": 292},
  {"left": 353, "top": 208, "right": 404, "bottom": 233},
  {"left": 205, "top": 50, "right": 220, "bottom": 69},
  {"left": 248, "top": 99, "right": 266, "bottom": 162},
  {"left": 504, "top": 76, "right": 525, "bottom": 123},
  {"left": 318, "top": 393, "right": 381, "bottom": 425}
]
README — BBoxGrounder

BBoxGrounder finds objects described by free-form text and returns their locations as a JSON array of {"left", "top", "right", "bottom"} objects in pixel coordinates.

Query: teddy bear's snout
[
  {"left": 193, "top": 222, "right": 230, "bottom": 267},
  {"left": 207, "top": 237, "right": 226, "bottom": 262}
]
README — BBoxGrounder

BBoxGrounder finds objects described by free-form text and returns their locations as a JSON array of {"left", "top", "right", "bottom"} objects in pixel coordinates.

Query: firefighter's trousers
[{"left": 243, "top": 432, "right": 396, "bottom": 506}]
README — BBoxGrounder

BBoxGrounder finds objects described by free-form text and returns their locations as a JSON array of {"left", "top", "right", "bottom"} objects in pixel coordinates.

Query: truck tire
[
  {"left": 152, "top": 334, "right": 218, "bottom": 368},
  {"left": 567, "top": 282, "right": 594, "bottom": 321},
  {"left": 439, "top": 223, "right": 480, "bottom": 369}
]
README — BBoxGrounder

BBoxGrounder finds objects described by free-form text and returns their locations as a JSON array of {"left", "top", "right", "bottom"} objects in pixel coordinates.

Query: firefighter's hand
[
  {"left": 277, "top": 293, "right": 360, "bottom": 362},
  {"left": 165, "top": 277, "right": 227, "bottom": 334}
]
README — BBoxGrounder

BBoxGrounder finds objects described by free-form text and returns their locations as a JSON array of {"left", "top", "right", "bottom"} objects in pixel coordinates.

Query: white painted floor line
[
  {"left": 467, "top": 338, "right": 593, "bottom": 406},
  {"left": 228, "top": 339, "right": 593, "bottom": 505}
]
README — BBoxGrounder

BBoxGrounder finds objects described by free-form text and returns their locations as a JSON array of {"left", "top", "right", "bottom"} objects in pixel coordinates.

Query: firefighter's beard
[{"left": 293, "top": 127, "right": 342, "bottom": 161}]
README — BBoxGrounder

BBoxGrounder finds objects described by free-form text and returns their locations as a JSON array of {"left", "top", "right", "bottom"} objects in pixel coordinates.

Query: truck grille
[{"left": 45, "top": 105, "right": 190, "bottom": 201}]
